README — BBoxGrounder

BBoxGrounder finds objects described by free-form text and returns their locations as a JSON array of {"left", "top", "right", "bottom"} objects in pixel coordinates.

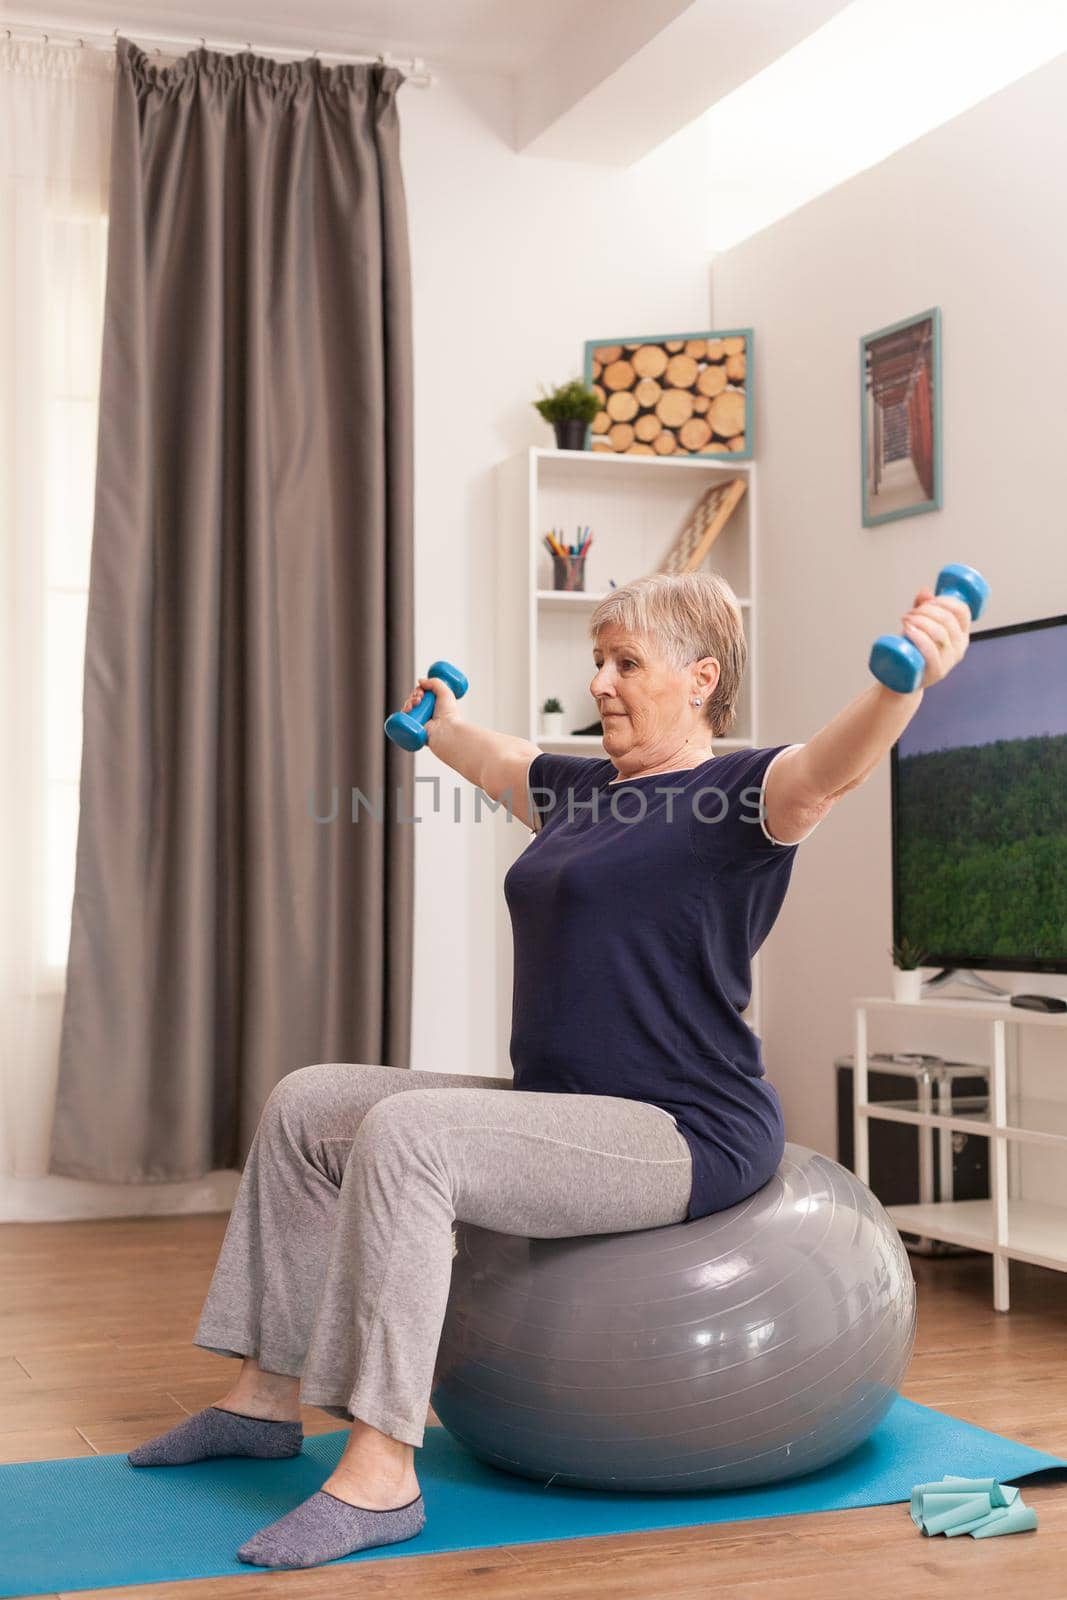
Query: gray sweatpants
[{"left": 192, "top": 1062, "right": 693, "bottom": 1448}]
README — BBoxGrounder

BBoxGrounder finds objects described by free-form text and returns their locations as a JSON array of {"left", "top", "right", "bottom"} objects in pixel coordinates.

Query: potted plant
[
  {"left": 532, "top": 379, "right": 601, "bottom": 450},
  {"left": 541, "top": 696, "right": 565, "bottom": 738},
  {"left": 889, "top": 937, "right": 930, "bottom": 1004}
]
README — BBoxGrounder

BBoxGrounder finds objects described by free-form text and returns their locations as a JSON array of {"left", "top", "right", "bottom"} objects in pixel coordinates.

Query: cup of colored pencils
[{"left": 545, "top": 526, "right": 593, "bottom": 591}]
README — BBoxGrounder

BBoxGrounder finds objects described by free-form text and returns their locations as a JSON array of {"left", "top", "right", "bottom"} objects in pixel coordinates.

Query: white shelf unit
[
  {"left": 493, "top": 445, "right": 765, "bottom": 1068},
  {"left": 853, "top": 995, "right": 1067, "bottom": 1312}
]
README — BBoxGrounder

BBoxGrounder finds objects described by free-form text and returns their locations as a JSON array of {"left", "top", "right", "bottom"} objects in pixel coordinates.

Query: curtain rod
[{"left": 2, "top": 18, "right": 436, "bottom": 86}]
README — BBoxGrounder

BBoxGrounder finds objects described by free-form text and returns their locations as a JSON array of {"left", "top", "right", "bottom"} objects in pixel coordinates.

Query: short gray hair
[{"left": 588, "top": 571, "right": 746, "bottom": 737}]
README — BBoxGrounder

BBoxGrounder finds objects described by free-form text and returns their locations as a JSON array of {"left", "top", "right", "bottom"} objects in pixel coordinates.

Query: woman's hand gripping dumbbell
[
  {"left": 384, "top": 660, "right": 469, "bottom": 751},
  {"left": 869, "top": 562, "right": 989, "bottom": 694}
]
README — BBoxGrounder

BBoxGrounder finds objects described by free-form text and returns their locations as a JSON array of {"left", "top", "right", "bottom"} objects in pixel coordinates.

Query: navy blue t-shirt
[{"left": 502, "top": 744, "right": 821, "bottom": 1221}]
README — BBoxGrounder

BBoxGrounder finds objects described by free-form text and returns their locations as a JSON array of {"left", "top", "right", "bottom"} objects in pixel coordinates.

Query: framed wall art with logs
[{"left": 582, "top": 328, "right": 753, "bottom": 460}]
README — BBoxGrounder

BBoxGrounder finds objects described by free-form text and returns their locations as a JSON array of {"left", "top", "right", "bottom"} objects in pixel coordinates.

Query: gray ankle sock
[
  {"left": 237, "top": 1487, "right": 426, "bottom": 1569},
  {"left": 127, "top": 1405, "right": 304, "bottom": 1467}
]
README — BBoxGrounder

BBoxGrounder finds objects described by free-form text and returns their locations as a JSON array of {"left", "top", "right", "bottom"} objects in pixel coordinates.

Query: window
[{"left": 42, "top": 211, "right": 108, "bottom": 971}]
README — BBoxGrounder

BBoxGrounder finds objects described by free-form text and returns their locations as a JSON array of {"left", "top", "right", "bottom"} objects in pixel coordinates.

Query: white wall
[
  {"left": 710, "top": 51, "right": 1067, "bottom": 1190},
  {"left": 399, "top": 73, "right": 714, "bottom": 1078}
]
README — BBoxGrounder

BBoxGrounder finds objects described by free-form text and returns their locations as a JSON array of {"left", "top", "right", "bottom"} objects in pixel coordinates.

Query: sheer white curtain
[{"left": 0, "top": 38, "right": 113, "bottom": 1182}]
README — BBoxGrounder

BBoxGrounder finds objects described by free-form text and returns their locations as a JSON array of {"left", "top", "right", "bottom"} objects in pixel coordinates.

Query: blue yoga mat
[{"left": 2, "top": 1396, "right": 1064, "bottom": 1596}]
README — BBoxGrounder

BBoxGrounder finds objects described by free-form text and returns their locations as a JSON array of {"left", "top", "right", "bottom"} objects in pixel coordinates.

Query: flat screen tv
[{"left": 890, "top": 611, "right": 1067, "bottom": 983}]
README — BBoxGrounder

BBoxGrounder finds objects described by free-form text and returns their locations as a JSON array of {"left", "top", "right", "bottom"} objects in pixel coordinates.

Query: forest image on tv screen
[{"left": 895, "top": 622, "right": 1067, "bottom": 967}]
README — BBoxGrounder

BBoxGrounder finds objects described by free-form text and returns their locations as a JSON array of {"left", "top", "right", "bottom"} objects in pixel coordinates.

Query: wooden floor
[{"left": 3, "top": 1212, "right": 1066, "bottom": 1600}]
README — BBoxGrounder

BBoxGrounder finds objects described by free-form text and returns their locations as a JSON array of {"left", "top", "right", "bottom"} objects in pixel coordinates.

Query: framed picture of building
[
  {"left": 860, "top": 308, "right": 942, "bottom": 526},
  {"left": 583, "top": 328, "right": 753, "bottom": 460}
]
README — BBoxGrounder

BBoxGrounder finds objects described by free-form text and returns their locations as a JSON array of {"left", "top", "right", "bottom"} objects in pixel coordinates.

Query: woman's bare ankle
[
  {"left": 215, "top": 1395, "right": 303, "bottom": 1422},
  {"left": 218, "top": 1357, "right": 302, "bottom": 1421}
]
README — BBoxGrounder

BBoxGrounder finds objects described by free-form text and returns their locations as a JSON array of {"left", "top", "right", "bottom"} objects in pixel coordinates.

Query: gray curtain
[{"left": 49, "top": 37, "right": 415, "bottom": 1183}]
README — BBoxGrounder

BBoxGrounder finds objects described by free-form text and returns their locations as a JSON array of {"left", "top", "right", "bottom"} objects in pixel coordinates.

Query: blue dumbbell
[
  {"left": 869, "top": 563, "right": 990, "bottom": 694},
  {"left": 384, "top": 660, "right": 469, "bottom": 751}
]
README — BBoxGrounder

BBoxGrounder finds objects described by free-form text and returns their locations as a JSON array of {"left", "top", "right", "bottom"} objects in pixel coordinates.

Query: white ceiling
[{"left": 4, "top": 0, "right": 854, "bottom": 163}]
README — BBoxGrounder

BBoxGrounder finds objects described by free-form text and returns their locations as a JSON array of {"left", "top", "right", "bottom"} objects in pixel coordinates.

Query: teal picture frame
[
  {"left": 860, "top": 307, "right": 942, "bottom": 527},
  {"left": 582, "top": 328, "right": 754, "bottom": 460}
]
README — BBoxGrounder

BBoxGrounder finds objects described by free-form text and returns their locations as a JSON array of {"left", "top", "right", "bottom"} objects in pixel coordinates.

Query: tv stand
[
  {"left": 853, "top": 995, "right": 1067, "bottom": 1311},
  {"left": 923, "top": 967, "right": 1010, "bottom": 999}
]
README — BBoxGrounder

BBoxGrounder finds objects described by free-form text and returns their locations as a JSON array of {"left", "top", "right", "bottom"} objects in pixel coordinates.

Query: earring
[{"left": 691, "top": 697, "right": 703, "bottom": 707}]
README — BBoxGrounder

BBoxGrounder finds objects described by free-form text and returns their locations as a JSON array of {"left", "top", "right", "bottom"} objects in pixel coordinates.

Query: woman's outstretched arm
[
  {"left": 400, "top": 674, "right": 541, "bottom": 828},
  {"left": 765, "top": 585, "right": 974, "bottom": 836}
]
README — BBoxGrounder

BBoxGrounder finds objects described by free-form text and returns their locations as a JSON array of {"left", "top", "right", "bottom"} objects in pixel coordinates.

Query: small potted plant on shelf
[
  {"left": 532, "top": 379, "right": 600, "bottom": 450},
  {"left": 541, "top": 696, "right": 565, "bottom": 738},
  {"left": 889, "top": 937, "right": 930, "bottom": 1004}
]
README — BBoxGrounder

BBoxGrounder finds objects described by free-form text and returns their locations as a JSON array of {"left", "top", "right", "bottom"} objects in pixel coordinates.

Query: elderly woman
[{"left": 127, "top": 570, "right": 972, "bottom": 1570}]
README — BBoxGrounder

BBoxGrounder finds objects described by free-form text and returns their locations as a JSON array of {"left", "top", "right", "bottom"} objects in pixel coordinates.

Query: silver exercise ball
[{"left": 430, "top": 1143, "right": 916, "bottom": 1492}]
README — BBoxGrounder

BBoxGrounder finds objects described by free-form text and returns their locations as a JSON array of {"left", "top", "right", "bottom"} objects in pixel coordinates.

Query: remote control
[{"left": 1009, "top": 993, "right": 1067, "bottom": 1013}]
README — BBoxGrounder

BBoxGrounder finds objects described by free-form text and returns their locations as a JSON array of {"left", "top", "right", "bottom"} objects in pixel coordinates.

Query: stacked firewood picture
[{"left": 584, "top": 331, "right": 752, "bottom": 459}]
